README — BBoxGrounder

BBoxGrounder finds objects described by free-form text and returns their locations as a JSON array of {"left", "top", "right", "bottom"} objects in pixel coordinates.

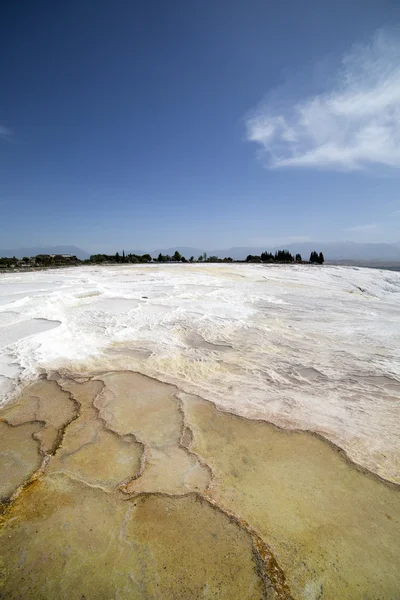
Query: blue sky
[{"left": 1, "top": 0, "right": 400, "bottom": 252}]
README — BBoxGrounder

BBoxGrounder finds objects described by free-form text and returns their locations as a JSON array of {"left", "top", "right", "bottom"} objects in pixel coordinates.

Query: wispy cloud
[
  {"left": 391, "top": 209, "right": 400, "bottom": 216},
  {"left": 246, "top": 29, "right": 400, "bottom": 171},
  {"left": 342, "top": 224, "right": 377, "bottom": 232},
  {"left": 0, "top": 124, "right": 12, "bottom": 142}
]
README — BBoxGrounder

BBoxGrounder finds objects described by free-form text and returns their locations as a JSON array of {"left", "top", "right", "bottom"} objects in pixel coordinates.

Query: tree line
[
  {"left": 89, "top": 250, "right": 234, "bottom": 264},
  {"left": 0, "top": 249, "right": 325, "bottom": 269},
  {"left": 154, "top": 251, "right": 233, "bottom": 263},
  {"left": 89, "top": 251, "right": 152, "bottom": 264},
  {"left": 246, "top": 250, "right": 324, "bottom": 264},
  {"left": 89, "top": 249, "right": 324, "bottom": 264},
  {"left": 0, "top": 254, "right": 79, "bottom": 268}
]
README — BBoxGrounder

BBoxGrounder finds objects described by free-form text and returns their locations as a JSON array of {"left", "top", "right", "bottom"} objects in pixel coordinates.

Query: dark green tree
[
  {"left": 261, "top": 251, "right": 274, "bottom": 262},
  {"left": 246, "top": 255, "right": 261, "bottom": 262},
  {"left": 173, "top": 251, "right": 182, "bottom": 262},
  {"left": 318, "top": 252, "right": 324, "bottom": 264},
  {"left": 295, "top": 253, "right": 302, "bottom": 262},
  {"left": 274, "top": 250, "right": 294, "bottom": 263}
]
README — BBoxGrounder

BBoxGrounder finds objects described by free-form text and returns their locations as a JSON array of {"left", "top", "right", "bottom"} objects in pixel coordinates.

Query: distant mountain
[
  {"left": 208, "top": 247, "right": 266, "bottom": 260},
  {"left": 2, "top": 242, "right": 400, "bottom": 262},
  {"left": 205, "top": 242, "right": 400, "bottom": 261},
  {"left": 125, "top": 250, "right": 146, "bottom": 257},
  {"left": 274, "top": 242, "right": 400, "bottom": 260},
  {"left": 0, "top": 246, "right": 90, "bottom": 259},
  {"left": 149, "top": 247, "right": 203, "bottom": 258},
  {"left": 279, "top": 242, "right": 400, "bottom": 261},
  {"left": 126, "top": 243, "right": 400, "bottom": 262}
]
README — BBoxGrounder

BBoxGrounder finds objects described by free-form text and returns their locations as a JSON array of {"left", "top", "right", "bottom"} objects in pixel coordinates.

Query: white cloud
[
  {"left": 0, "top": 124, "right": 12, "bottom": 141},
  {"left": 342, "top": 224, "right": 377, "bottom": 232},
  {"left": 391, "top": 209, "right": 400, "bottom": 216},
  {"left": 246, "top": 29, "right": 400, "bottom": 171}
]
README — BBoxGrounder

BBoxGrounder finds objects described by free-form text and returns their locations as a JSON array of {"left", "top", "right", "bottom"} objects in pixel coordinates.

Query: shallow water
[
  {"left": 182, "top": 392, "right": 400, "bottom": 599},
  {"left": 0, "top": 371, "right": 399, "bottom": 599},
  {"left": 0, "top": 374, "right": 280, "bottom": 599},
  {"left": 0, "top": 478, "right": 271, "bottom": 600}
]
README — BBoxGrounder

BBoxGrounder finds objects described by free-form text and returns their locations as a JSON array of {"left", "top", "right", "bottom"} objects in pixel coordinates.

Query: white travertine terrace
[{"left": 0, "top": 263, "right": 399, "bottom": 481}]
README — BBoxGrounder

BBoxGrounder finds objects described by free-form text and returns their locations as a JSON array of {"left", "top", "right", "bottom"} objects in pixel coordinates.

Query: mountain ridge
[
  {"left": 0, "top": 246, "right": 90, "bottom": 259},
  {"left": 147, "top": 242, "right": 400, "bottom": 261},
  {"left": 2, "top": 242, "right": 400, "bottom": 262}
]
